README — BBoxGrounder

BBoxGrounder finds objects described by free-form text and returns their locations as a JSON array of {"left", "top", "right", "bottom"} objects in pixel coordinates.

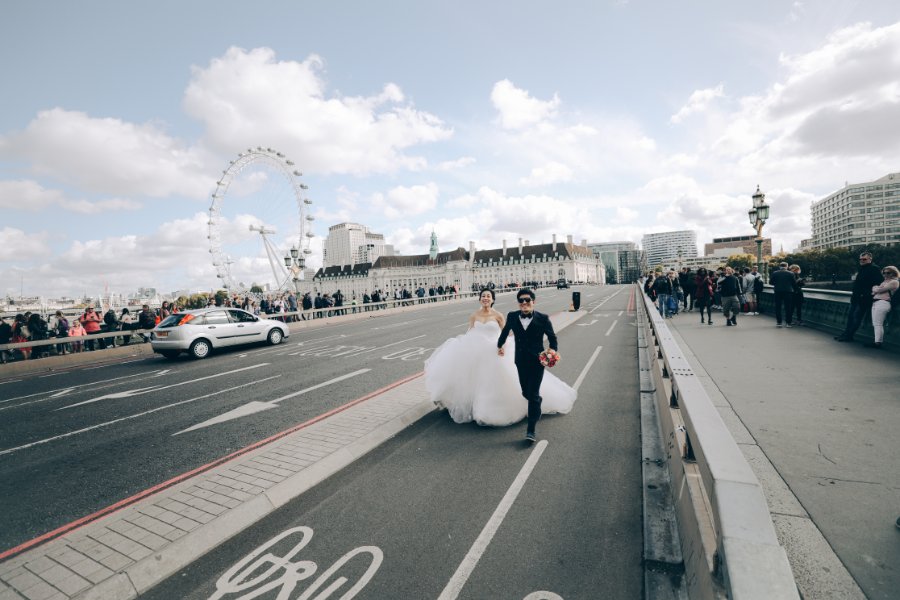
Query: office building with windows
[
  {"left": 322, "top": 223, "right": 394, "bottom": 267},
  {"left": 809, "top": 172, "right": 900, "bottom": 249},
  {"left": 641, "top": 231, "right": 698, "bottom": 269},
  {"left": 586, "top": 241, "right": 644, "bottom": 283},
  {"left": 704, "top": 235, "right": 772, "bottom": 257}
]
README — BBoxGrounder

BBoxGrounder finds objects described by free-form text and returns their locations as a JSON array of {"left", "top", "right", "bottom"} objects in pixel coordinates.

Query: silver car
[{"left": 150, "top": 308, "right": 289, "bottom": 359}]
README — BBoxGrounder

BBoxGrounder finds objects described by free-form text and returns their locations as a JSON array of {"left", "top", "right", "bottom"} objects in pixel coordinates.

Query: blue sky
[{"left": 2, "top": 1, "right": 899, "bottom": 298}]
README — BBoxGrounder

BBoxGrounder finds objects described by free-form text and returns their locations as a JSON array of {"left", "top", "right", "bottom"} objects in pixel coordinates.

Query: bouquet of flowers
[{"left": 539, "top": 348, "right": 560, "bottom": 368}]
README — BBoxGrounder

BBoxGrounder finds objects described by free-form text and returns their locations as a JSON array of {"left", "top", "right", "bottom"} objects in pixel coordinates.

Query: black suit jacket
[{"left": 497, "top": 310, "right": 558, "bottom": 364}]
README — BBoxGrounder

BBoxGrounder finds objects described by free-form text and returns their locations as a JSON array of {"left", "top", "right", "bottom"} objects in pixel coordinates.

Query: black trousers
[{"left": 516, "top": 357, "right": 545, "bottom": 434}]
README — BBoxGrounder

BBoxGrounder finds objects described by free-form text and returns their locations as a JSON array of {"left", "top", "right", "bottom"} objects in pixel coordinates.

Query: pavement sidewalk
[
  {"left": 665, "top": 310, "right": 897, "bottom": 600},
  {"left": 0, "top": 310, "right": 584, "bottom": 600}
]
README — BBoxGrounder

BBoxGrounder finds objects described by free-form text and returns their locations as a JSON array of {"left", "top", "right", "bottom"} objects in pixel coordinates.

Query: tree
[
  {"left": 250, "top": 285, "right": 264, "bottom": 294},
  {"left": 214, "top": 289, "right": 229, "bottom": 306}
]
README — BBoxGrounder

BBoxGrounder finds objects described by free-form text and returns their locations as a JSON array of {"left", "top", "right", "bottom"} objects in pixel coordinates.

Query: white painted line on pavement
[
  {"left": 297, "top": 333, "right": 347, "bottom": 346},
  {"left": 349, "top": 335, "right": 427, "bottom": 355},
  {"left": 0, "top": 375, "right": 282, "bottom": 456},
  {"left": 0, "top": 370, "right": 168, "bottom": 405},
  {"left": 589, "top": 287, "right": 624, "bottom": 313},
  {"left": 573, "top": 346, "right": 603, "bottom": 392},
  {"left": 58, "top": 363, "right": 270, "bottom": 410},
  {"left": 618, "top": 310, "right": 624, "bottom": 316},
  {"left": 605, "top": 320, "right": 618, "bottom": 336},
  {"left": 174, "top": 368, "right": 371, "bottom": 434},
  {"left": 438, "top": 440, "right": 549, "bottom": 600}
]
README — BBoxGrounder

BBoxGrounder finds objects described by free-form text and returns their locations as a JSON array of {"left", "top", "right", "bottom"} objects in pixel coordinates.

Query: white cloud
[
  {"left": 0, "top": 110, "right": 213, "bottom": 198},
  {"left": 184, "top": 47, "right": 453, "bottom": 175},
  {"left": 520, "top": 162, "right": 575, "bottom": 186},
  {"left": 0, "top": 228, "right": 50, "bottom": 262},
  {"left": 614, "top": 207, "right": 639, "bottom": 223},
  {"left": 670, "top": 84, "right": 725, "bottom": 124},
  {"left": 435, "top": 157, "right": 476, "bottom": 171},
  {"left": 0, "top": 180, "right": 141, "bottom": 214},
  {"left": 491, "top": 79, "right": 560, "bottom": 130},
  {"left": 373, "top": 182, "right": 439, "bottom": 219}
]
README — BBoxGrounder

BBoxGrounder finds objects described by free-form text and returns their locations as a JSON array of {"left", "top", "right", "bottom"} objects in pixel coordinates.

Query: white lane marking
[
  {"left": 350, "top": 335, "right": 427, "bottom": 355},
  {"left": 0, "top": 376, "right": 281, "bottom": 456},
  {"left": 58, "top": 363, "right": 269, "bottom": 410},
  {"left": 589, "top": 287, "right": 624, "bottom": 314},
  {"left": 524, "top": 593, "right": 564, "bottom": 600},
  {"left": 372, "top": 318, "right": 427, "bottom": 330},
  {"left": 618, "top": 310, "right": 624, "bottom": 316},
  {"left": 0, "top": 370, "right": 167, "bottom": 405},
  {"left": 175, "top": 368, "right": 372, "bottom": 435},
  {"left": 573, "top": 346, "right": 603, "bottom": 392},
  {"left": 296, "top": 333, "right": 346, "bottom": 346},
  {"left": 438, "top": 440, "right": 549, "bottom": 600},
  {"left": 577, "top": 319, "right": 599, "bottom": 327},
  {"left": 38, "top": 372, "right": 63, "bottom": 379},
  {"left": 605, "top": 320, "right": 618, "bottom": 336}
]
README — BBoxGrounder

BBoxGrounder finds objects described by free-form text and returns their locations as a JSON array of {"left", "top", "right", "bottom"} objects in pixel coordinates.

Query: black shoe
[
  {"left": 731, "top": 318, "right": 737, "bottom": 325},
  {"left": 700, "top": 318, "right": 705, "bottom": 323},
  {"left": 865, "top": 342, "right": 883, "bottom": 349},
  {"left": 707, "top": 320, "right": 713, "bottom": 325},
  {"left": 835, "top": 336, "right": 851, "bottom": 342},
  {"left": 525, "top": 432, "right": 536, "bottom": 444},
  {"left": 726, "top": 322, "right": 732, "bottom": 326}
]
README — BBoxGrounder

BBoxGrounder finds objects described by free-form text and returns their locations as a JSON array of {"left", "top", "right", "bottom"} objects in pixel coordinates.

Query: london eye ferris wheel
[{"left": 207, "top": 147, "right": 315, "bottom": 293}]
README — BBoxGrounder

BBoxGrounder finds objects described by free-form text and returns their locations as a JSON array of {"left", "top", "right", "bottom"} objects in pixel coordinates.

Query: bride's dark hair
[{"left": 479, "top": 288, "right": 496, "bottom": 307}]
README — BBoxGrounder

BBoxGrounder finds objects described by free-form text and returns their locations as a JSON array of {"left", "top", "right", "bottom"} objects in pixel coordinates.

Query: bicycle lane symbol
[{"left": 208, "top": 526, "right": 382, "bottom": 600}]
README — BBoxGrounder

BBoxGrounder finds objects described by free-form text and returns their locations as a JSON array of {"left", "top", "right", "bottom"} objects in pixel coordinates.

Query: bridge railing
[{"left": 637, "top": 285, "right": 799, "bottom": 600}]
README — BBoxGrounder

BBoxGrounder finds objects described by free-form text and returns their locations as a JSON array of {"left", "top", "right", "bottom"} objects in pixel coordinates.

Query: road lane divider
[
  {"left": 438, "top": 440, "right": 549, "bottom": 600},
  {"left": 573, "top": 346, "right": 602, "bottom": 392}
]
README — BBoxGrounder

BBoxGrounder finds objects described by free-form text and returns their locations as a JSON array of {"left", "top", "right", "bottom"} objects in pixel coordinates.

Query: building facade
[
  {"left": 641, "top": 231, "right": 698, "bottom": 269},
  {"left": 704, "top": 235, "right": 772, "bottom": 257},
  {"left": 586, "top": 241, "right": 643, "bottom": 283},
  {"left": 307, "top": 234, "right": 604, "bottom": 299},
  {"left": 810, "top": 172, "right": 900, "bottom": 249},
  {"left": 322, "top": 223, "right": 394, "bottom": 268}
]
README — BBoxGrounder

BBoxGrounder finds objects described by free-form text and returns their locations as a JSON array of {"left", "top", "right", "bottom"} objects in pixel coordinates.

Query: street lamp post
[
  {"left": 283, "top": 246, "right": 306, "bottom": 294},
  {"left": 748, "top": 185, "right": 770, "bottom": 282}
]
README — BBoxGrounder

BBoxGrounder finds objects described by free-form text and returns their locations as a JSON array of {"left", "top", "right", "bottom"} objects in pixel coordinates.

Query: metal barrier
[{"left": 637, "top": 285, "right": 799, "bottom": 600}]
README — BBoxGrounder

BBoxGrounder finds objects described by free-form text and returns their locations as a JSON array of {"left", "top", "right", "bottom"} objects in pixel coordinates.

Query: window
[{"left": 205, "top": 311, "right": 230, "bottom": 325}]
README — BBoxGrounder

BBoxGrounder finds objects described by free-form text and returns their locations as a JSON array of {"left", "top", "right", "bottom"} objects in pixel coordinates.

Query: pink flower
[{"left": 539, "top": 348, "right": 559, "bottom": 368}]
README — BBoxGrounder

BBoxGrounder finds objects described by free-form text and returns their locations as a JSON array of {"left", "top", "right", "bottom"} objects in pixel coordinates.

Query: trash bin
[{"left": 571, "top": 291, "right": 581, "bottom": 311}]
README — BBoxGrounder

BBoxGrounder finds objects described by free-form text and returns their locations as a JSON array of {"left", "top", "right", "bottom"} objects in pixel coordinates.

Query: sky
[{"left": 2, "top": 1, "right": 900, "bottom": 298}]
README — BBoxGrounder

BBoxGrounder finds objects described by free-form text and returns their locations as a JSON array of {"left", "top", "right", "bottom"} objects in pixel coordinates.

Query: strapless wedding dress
[{"left": 424, "top": 320, "right": 577, "bottom": 426}]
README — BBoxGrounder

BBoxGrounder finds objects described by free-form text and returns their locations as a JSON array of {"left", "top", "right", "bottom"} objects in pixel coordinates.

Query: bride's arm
[
  {"left": 467, "top": 313, "right": 477, "bottom": 330},
  {"left": 495, "top": 310, "right": 505, "bottom": 329}
]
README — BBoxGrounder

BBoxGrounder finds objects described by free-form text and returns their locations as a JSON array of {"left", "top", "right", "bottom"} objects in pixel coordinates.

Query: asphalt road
[
  {"left": 139, "top": 285, "right": 643, "bottom": 599},
  {"left": 0, "top": 287, "right": 633, "bottom": 559}
]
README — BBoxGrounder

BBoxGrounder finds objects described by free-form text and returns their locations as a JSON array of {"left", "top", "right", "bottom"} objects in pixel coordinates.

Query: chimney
[
  {"left": 552, "top": 234, "right": 557, "bottom": 252},
  {"left": 469, "top": 241, "right": 476, "bottom": 264},
  {"left": 518, "top": 238, "right": 523, "bottom": 254},
  {"left": 567, "top": 235, "right": 573, "bottom": 245},
  {"left": 502, "top": 239, "right": 507, "bottom": 256}
]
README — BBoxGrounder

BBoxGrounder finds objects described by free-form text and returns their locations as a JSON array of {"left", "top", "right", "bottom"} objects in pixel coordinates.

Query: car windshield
[{"left": 158, "top": 314, "right": 183, "bottom": 327}]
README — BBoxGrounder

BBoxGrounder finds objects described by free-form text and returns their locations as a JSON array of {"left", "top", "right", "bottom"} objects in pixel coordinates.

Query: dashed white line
[
  {"left": 573, "top": 346, "right": 603, "bottom": 391},
  {"left": 605, "top": 320, "right": 618, "bottom": 336}
]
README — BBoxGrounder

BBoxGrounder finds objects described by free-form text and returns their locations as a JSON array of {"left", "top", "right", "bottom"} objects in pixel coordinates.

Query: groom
[{"left": 497, "top": 288, "right": 558, "bottom": 444}]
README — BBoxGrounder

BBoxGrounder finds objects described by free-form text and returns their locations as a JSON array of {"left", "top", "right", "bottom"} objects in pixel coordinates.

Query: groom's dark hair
[{"left": 517, "top": 288, "right": 536, "bottom": 302}]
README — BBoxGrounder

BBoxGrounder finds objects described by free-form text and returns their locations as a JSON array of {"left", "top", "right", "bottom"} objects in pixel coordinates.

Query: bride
[{"left": 424, "top": 288, "right": 577, "bottom": 426}]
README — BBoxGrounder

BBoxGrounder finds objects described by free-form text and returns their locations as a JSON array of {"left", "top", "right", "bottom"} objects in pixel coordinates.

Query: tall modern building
[
  {"left": 810, "top": 172, "right": 900, "bottom": 249},
  {"left": 586, "top": 241, "right": 643, "bottom": 283},
  {"left": 322, "top": 223, "right": 394, "bottom": 268},
  {"left": 641, "top": 231, "right": 698, "bottom": 269}
]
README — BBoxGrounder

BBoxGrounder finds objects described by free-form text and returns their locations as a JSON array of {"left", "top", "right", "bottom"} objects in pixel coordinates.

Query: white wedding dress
[{"left": 424, "top": 320, "right": 577, "bottom": 426}]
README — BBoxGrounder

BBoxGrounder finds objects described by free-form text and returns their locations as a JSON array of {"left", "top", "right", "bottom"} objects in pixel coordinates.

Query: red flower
[{"left": 539, "top": 348, "right": 559, "bottom": 368}]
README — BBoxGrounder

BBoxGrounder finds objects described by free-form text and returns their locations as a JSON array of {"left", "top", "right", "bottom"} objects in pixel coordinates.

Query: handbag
[{"left": 666, "top": 295, "right": 678, "bottom": 313}]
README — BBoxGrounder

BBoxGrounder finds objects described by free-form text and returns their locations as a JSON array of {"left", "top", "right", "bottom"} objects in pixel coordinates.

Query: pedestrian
[
  {"left": 742, "top": 267, "right": 758, "bottom": 315},
  {"left": 835, "top": 252, "right": 883, "bottom": 342},
  {"left": 0, "top": 316, "right": 12, "bottom": 363},
  {"left": 103, "top": 306, "right": 120, "bottom": 348},
  {"left": 68, "top": 318, "right": 86, "bottom": 353},
  {"left": 496, "top": 288, "right": 563, "bottom": 443},
  {"left": 137, "top": 304, "right": 157, "bottom": 342},
  {"left": 694, "top": 268, "right": 714, "bottom": 325},
  {"left": 53, "top": 310, "right": 70, "bottom": 355},
  {"left": 868, "top": 265, "right": 899, "bottom": 349},
  {"left": 679, "top": 267, "right": 695, "bottom": 311},
  {"left": 789, "top": 265, "right": 806, "bottom": 325},
  {"left": 770, "top": 262, "right": 796, "bottom": 328},
  {"left": 653, "top": 272, "right": 674, "bottom": 318},
  {"left": 119, "top": 307, "right": 134, "bottom": 345},
  {"left": 717, "top": 267, "right": 743, "bottom": 326},
  {"left": 79, "top": 307, "right": 103, "bottom": 351}
]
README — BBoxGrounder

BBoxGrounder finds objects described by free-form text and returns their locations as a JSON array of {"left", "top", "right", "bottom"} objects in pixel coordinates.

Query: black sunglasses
[{"left": 517, "top": 298, "right": 532, "bottom": 304}]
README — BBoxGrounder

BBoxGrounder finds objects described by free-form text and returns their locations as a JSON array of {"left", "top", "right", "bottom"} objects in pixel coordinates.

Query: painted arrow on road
[
  {"left": 577, "top": 319, "right": 600, "bottom": 326},
  {"left": 173, "top": 368, "right": 371, "bottom": 435}
]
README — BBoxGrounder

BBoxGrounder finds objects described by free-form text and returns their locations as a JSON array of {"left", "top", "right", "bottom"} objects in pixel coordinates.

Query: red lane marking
[
  {"left": 627, "top": 286, "right": 636, "bottom": 313},
  {"left": 0, "top": 370, "right": 425, "bottom": 562}
]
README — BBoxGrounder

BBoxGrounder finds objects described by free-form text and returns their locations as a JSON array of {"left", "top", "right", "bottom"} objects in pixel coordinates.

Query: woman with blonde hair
[
  {"left": 869, "top": 265, "right": 899, "bottom": 349},
  {"left": 789, "top": 264, "right": 806, "bottom": 325}
]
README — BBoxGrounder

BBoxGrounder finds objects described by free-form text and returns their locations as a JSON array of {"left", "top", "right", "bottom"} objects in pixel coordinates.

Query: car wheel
[
  {"left": 267, "top": 328, "right": 284, "bottom": 346},
  {"left": 160, "top": 350, "right": 180, "bottom": 359},
  {"left": 189, "top": 339, "right": 211, "bottom": 359}
]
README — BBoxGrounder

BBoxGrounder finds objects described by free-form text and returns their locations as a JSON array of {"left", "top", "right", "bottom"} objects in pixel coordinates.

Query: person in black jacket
[
  {"left": 835, "top": 251, "right": 884, "bottom": 342},
  {"left": 770, "top": 262, "right": 796, "bottom": 328},
  {"left": 717, "top": 267, "right": 743, "bottom": 326},
  {"left": 497, "top": 288, "right": 558, "bottom": 443}
]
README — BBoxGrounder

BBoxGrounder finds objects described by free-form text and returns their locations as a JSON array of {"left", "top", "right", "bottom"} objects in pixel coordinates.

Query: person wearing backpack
[
  {"left": 103, "top": 307, "right": 120, "bottom": 348},
  {"left": 868, "top": 265, "right": 899, "bottom": 349}
]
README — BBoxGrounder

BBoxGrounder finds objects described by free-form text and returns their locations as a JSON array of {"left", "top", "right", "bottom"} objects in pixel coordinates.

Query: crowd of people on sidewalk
[
  {"left": 640, "top": 251, "right": 898, "bottom": 348},
  {"left": 0, "top": 283, "right": 470, "bottom": 364}
]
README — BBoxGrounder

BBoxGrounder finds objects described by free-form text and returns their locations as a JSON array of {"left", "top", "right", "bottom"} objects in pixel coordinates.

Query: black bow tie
[{"left": 521, "top": 314, "right": 532, "bottom": 320}]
